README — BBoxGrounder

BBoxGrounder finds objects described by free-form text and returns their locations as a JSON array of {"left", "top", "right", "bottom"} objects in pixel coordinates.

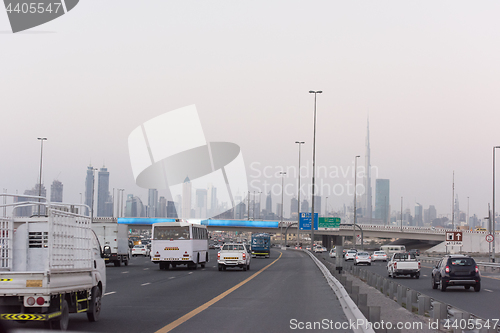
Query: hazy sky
[{"left": 1, "top": 1, "right": 500, "bottom": 221}]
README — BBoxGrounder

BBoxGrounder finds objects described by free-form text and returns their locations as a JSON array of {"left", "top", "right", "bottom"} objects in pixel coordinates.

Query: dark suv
[{"left": 431, "top": 255, "right": 480, "bottom": 292}]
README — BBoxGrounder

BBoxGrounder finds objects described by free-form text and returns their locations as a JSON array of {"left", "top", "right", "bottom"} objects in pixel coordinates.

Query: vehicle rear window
[
  {"left": 154, "top": 226, "right": 190, "bottom": 240},
  {"left": 393, "top": 253, "right": 416, "bottom": 260},
  {"left": 449, "top": 258, "right": 473, "bottom": 266},
  {"left": 222, "top": 244, "right": 245, "bottom": 251}
]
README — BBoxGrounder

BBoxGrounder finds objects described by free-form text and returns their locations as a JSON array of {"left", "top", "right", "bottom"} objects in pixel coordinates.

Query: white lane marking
[
  {"left": 423, "top": 275, "right": 428, "bottom": 277},
  {"left": 143, "top": 268, "right": 149, "bottom": 270},
  {"left": 484, "top": 289, "right": 493, "bottom": 292},
  {"left": 169, "top": 277, "right": 175, "bottom": 279},
  {"left": 121, "top": 271, "right": 129, "bottom": 274},
  {"left": 104, "top": 291, "right": 116, "bottom": 296},
  {"left": 188, "top": 272, "right": 193, "bottom": 275},
  {"left": 141, "top": 282, "right": 151, "bottom": 286}
]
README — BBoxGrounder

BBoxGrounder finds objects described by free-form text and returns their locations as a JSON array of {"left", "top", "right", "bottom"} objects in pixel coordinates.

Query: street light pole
[
  {"left": 354, "top": 155, "right": 360, "bottom": 248},
  {"left": 493, "top": 146, "right": 500, "bottom": 262},
  {"left": 37, "top": 137, "right": 47, "bottom": 217},
  {"left": 91, "top": 168, "right": 98, "bottom": 223},
  {"left": 401, "top": 196, "right": 403, "bottom": 231},
  {"left": 280, "top": 171, "right": 286, "bottom": 247},
  {"left": 309, "top": 90, "right": 322, "bottom": 250},
  {"left": 296, "top": 141, "right": 304, "bottom": 246}
]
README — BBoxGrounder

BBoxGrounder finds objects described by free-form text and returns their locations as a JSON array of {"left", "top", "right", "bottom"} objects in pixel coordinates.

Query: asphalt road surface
[{"left": 5, "top": 249, "right": 349, "bottom": 333}]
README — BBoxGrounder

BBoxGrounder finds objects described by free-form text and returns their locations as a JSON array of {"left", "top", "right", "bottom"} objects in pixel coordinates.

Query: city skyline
[{"left": 2, "top": 2, "right": 500, "bottom": 224}]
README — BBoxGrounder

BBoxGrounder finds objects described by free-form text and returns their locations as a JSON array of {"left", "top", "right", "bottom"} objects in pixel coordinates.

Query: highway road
[
  {"left": 4, "top": 249, "right": 348, "bottom": 333},
  {"left": 319, "top": 253, "right": 500, "bottom": 322}
]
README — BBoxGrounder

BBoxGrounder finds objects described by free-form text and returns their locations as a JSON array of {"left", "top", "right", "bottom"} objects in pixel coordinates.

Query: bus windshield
[{"left": 154, "top": 226, "right": 190, "bottom": 240}]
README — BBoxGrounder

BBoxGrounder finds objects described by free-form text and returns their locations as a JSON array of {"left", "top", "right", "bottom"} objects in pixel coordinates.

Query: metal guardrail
[{"left": 345, "top": 263, "right": 500, "bottom": 333}]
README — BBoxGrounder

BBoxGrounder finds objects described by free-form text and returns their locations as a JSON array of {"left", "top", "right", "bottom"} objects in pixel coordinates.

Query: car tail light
[
  {"left": 475, "top": 266, "right": 479, "bottom": 273},
  {"left": 217, "top": 253, "right": 220, "bottom": 259},
  {"left": 356, "top": 256, "right": 358, "bottom": 259},
  {"left": 242, "top": 252, "right": 246, "bottom": 260},
  {"left": 418, "top": 262, "right": 421, "bottom": 269},
  {"left": 26, "top": 297, "right": 35, "bottom": 306},
  {"left": 369, "top": 256, "right": 371, "bottom": 259},
  {"left": 445, "top": 266, "right": 450, "bottom": 273},
  {"left": 394, "top": 262, "right": 397, "bottom": 269},
  {"left": 36, "top": 297, "right": 45, "bottom": 306}
]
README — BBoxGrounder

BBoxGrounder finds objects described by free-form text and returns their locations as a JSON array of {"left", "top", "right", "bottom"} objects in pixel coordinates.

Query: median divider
[{"left": 303, "top": 250, "right": 376, "bottom": 333}]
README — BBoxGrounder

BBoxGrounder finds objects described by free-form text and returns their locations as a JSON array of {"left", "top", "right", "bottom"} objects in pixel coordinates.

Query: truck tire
[
  {"left": 440, "top": 279, "right": 447, "bottom": 292},
  {"left": 247, "top": 264, "right": 250, "bottom": 271},
  {"left": 87, "top": 286, "right": 102, "bottom": 322},
  {"left": 243, "top": 264, "right": 247, "bottom": 271},
  {"left": 431, "top": 276, "right": 438, "bottom": 289},
  {"left": 53, "top": 299, "right": 69, "bottom": 330},
  {"left": 114, "top": 260, "right": 121, "bottom": 267},
  {"left": 218, "top": 264, "right": 222, "bottom": 271},
  {"left": 474, "top": 282, "right": 481, "bottom": 292}
]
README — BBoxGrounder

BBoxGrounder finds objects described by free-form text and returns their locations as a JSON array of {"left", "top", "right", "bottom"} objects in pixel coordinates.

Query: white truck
[
  {"left": 217, "top": 243, "right": 251, "bottom": 271},
  {"left": 92, "top": 220, "right": 130, "bottom": 267},
  {"left": 0, "top": 196, "right": 106, "bottom": 330},
  {"left": 387, "top": 252, "right": 421, "bottom": 279}
]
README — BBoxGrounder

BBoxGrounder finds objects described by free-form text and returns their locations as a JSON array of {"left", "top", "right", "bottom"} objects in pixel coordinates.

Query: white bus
[
  {"left": 380, "top": 245, "right": 406, "bottom": 256},
  {"left": 151, "top": 221, "right": 209, "bottom": 270}
]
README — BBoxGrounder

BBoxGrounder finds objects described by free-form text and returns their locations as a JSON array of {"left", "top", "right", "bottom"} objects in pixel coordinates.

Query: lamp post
[
  {"left": 325, "top": 196, "right": 328, "bottom": 217},
  {"left": 37, "top": 137, "right": 47, "bottom": 216},
  {"left": 353, "top": 155, "right": 360, "bottom": 248},
  {"left": 91, "top": 168, "right": 98, "bottom": 223},
  {"left": 493, "top": 146, "right": 500, "bottom": 262},
  {"left": 280, "top": 171, "right": 286, "bottom": 246},
  {"left": 401, "top": 197, "right": 403, "bottom": 231},
  {"left": 309, "top": 90, "right": 322, "bottom": 250},
  {"left": 296, "top": 141, "right": 305, "bottom": 246}
]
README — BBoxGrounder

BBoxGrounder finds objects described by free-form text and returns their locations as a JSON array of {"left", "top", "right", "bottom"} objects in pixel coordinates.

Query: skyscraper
[
  {"left": 196, "top": 188, "right": 207, "bottom": 218},
  {"left": 266, "top": 191, "right": 272, "bottom": 215},
  {"left": 148, "top": 189, "right": 158, "bottom": 217},
  {"left": 415, "top": 203, "right": 423, "bottom": 226},
  {"left": 374, "top": 179, "right": 390, "bottom": 225},
  {"left": 361, "top": 119, "right": 373, "bottom": 222},
  {"left": 182, "top": 177, "right": 192, "bottom": 219},
  {"left": 50, "top": 180, "right": 63, "bottom": 203},
  {"left": 84, "top": 165, "right": 94, "bottom": 216},
  {"left": 97, "top": 166, "right": 111, "bottom": 217},
  {"left": 290, "top": 197, "right": 298, "bottom": 215}
]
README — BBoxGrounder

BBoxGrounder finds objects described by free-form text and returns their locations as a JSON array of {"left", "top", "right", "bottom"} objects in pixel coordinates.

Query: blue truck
[{"left": 251, "top": 233, "right": 271, "bottom": 258}]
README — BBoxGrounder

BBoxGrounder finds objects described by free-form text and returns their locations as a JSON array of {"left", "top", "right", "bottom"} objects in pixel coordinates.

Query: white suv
[{"left": 344, "top": 250, "right": 357, "bottom": 261}]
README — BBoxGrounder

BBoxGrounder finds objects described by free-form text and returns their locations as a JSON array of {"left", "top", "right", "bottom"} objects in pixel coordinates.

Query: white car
[
  {"left": 344, "top": 250, "right": 357, "bottom": 261},
  {"left": 372, "top": 251, "right": 388, "bottom": 262},
  {"left": 132, "top": 245, "right": 150, "bottom": 257},
  {"left": 354, "top": 251, "right": 371, "bottom": 265},
  {"left": 313, "top": 246, "right": 324, "bottom": 253},
  {"left": 329, "top": 248, "right": 336, "bottom": 258}
]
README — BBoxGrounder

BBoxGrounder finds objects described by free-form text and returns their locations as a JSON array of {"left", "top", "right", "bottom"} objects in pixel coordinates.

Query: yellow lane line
[{"left": 155, "top": 252, "right": 283, "bottom": 333}]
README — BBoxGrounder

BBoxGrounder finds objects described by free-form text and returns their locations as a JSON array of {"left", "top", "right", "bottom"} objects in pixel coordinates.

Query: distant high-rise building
[
  {"left": 196, "top": 188, "right": 207, "bottom": 218},
  {"left": 314, "top": 196, "right": 321, "bottom": 216},
  {"left": 148, "top": 189, "right": 158, "bottom": 217},
  {"left": 290, "top": 197, "right": 298, "bottom": 215},
  {"left": 167, "top": 201, "right": 178, "bottom": 218},
  {"left": 15, "top": 183, "right": 47, "bottom": 217},
  {"left": 374, "top": 179, "right": 390, "bottom": 225},
  {"left": 415, "top": 203, "right": 423, "bottom": 226},
  {"left": 361, "top": 118, "right": 373, "bottom": 221},
  {"left": 125, "top": 194, "right": 145, "bottom": 217},
  {"left": 276, "top": 203, "right": 283, "bottom": 219},
  {"left": 207, "top": 184, "right": 217, "bottom": 216},
  {"left": 97, "top": 166, "right": 111, "bottom": 217},
  {"left": 454, "top": 195, "right": 460, "bottom": 226},
  {"left": 428, "top": 205, "right": 437, "bottom": 222},
  {"left": 182, "top": 177, "right": 192, "bottom": 219},
  {"left": 301, "top": 199, "right": 309, "bottom": 213},
  {"left": 158, "top": 196, "right": 167, "bottom": 217},
  {"left": 50, "top": 180, "right": 63, "bottom": 203},
  {"left": 84, "top": 165, "right": 94, "bottom": 216},
  {"left": 266, "top": 192, "right": 272, "bottom": 216}
]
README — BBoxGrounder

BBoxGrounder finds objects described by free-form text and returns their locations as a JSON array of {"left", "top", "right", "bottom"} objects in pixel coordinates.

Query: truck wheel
[
  {"left": 200, "top": 262, "right": 206, "bottom": 268},
  {"left": 415, "top": 273, "right": 420, "bottom": 279},
  {"left": 52, "top": 299, "right": 69, "bottom": 330},
  {"left": 247, "top": 264, "right": 250, "bottom": 271},
  {"left": 124, "top": 259, "right": 128, "bottom": 266},
  {"left": 87, "top": 286, "right": 102, "bottom": 322},
  {"left": 114, "top": 260, "right": 121, "bottom": 267},
  {"left": 218, "top": 264, "right": 222, "bottom": 271},
  {"left": 474, "top": 282, "right": 481, "bottom": 292},
  {"left": 243, "top": 264, "right": 247, "bottom": 271}
]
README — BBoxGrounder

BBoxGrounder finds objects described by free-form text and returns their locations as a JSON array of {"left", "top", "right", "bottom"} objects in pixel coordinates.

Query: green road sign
[{"left": 318, "top": 217, "right": 340, "bottom": 230}]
